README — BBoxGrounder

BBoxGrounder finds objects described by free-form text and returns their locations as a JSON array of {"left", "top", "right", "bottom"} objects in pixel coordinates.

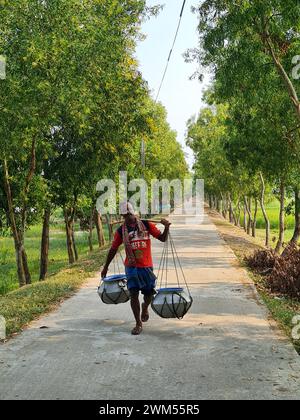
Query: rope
[
  {"left": 165, "top": 232, "right": 169, "bottom": 288},
  {"left": 169, "top": 232, "right": 192, "bottom": 297},
  {"left": 169, "top": 231, "right": 181, "bottom": 289},
  {"left": 157, "top": 236, "right": 168, "bottom": 289},
  {"left": 156, "top": 230, "right": 191, "bottom": 297}
]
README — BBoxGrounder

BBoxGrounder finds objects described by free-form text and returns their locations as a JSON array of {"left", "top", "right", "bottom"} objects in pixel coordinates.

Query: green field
[
  {"left": 0, "top": 220, "right": 109, "bottom": 295},
  {"left": 240, "top": 199, "right": 295, "bottom": 245},
  {"left": 255, "top": 200, "right": 294, "bottom": 230}
]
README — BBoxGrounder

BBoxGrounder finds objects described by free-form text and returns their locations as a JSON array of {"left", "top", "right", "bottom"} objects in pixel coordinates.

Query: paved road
[{"left": 1, "top": 212, "right": 300, "bottom": 400}]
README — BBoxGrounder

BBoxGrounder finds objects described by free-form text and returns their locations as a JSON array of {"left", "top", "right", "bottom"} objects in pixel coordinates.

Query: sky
[{"left": 135, "top": 0, "right": 211, "bottom": 168}]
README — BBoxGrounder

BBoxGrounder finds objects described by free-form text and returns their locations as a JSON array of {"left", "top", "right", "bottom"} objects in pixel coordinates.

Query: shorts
[{"left": 125, "top": 267, "right": 157, "bottom": 296}]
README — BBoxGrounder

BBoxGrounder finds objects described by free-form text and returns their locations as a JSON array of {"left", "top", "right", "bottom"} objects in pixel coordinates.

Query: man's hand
[
  {"left": 160, "top": 218, "right": 171, "bottom": 227},
  {"left": 158, "top": 219, "right": 171, "bottom": 243},
  {"left": 101, "top": 266, "right": 108, "bottom": 279}
]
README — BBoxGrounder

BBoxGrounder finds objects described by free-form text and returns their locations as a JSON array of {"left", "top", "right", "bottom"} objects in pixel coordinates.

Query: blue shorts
[{"left": 125, "top": 267, "right": 157, "bottom": 296}]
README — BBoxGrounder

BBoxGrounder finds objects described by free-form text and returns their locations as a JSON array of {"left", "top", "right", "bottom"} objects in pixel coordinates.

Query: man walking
[{"left": 101, "top": 203, "right": 171, "bottom": 335}]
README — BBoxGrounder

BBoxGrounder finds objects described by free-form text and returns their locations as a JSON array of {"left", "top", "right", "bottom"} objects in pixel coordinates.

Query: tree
[
  {"left": 0, "top": 0, "right": 156, "bottom": 283},
  {"left": 187, "top": 1, "right": 300, "bottom": 250}
]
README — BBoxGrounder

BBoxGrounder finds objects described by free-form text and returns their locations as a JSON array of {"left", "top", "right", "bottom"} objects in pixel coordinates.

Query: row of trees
[
  {"left": 187, "top": 0, "right": 300, "bottom": 253},
  {"left": 0, "top": 1, "right": 188, "bottom": 288}
]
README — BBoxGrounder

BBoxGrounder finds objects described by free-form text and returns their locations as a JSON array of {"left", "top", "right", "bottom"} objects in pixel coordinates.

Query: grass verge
[
  {"left": 208, "top": 208, "right": 300, "bottom": 355},
  {"left": 0, "top": 248, "right": 107, "bottom": 339}
]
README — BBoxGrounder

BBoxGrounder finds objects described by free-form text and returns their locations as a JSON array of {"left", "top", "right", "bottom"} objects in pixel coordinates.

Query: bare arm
[
  {"left": 157, "top": 219, "right": 171, "bottom": 242},
  {"left": 101, "top": 248, "right": 117, "bottom": 278}
]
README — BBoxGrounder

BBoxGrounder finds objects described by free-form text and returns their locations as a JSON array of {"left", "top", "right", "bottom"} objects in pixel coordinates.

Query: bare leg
[
  {"left": 130, "top": 292, "right": 143, "bottom": 335},
  {"left": 141, "top": 294, "right": 152, "bottom": 322}
]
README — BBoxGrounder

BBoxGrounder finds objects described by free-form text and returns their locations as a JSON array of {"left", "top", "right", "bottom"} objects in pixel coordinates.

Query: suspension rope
[
  {"left": 165, "top": 233, "right": 169, "bottom": 288},
  {"left": 169, "top": 232, "right": 192, "bottom": 296},
  {"left": 157, "top": 232, "right": 167, "bottom": 283},
  {"left": 156, "top": 229, "right": 191, "bottom": 296},
  {"left": 169, "top": 232, "right": 181, "bottom": 289},
  {"left": 160, "top": 240, "right": 168, "bottom": 289}
]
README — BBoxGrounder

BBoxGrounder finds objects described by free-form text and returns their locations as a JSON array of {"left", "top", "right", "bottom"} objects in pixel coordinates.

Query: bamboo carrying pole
[{"left": 110, "top": 219, "right": 161, "bottom": 226}]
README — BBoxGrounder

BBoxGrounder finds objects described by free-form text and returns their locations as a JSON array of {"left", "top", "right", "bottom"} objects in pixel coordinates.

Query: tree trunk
[
  {"left": 236, "top": 200, "right": 241, "bottom": 227},
  {"left": 291, "top": 187, "right": 300, "bottom": 245},
  {"left": 64, "top": 210, "right": 75, "bottom": 264},
  {"left": 214, "top": 196, "right": 218, "bottom": 209},
  {"left": 243, "top": 204, "right": 247, "bottom": 232},
  {"left": 245, "top": 196, "right": 253, "bottom": 235},
  {"left": 72, "top": 228, "right": 78, "bottom": 261},
  {"left": 20, "top": 139, "right": 36, "bottom": 244},
  {"left": 228, "top": 195, "right": 234, "bottom": 224},
  {"left": 22, "top": 248, "right": 31, "bottom": 284},
  {"left": 275, "top": 181, "right": 285, "bottom": 253},
  {"left": 221, "top": 194, "right": 227, "bottom": 219},
  {"left": 209, "top": 195, "right": 213, "bottom": 208},
  {"left": 252, "top": 199, "right": 258, "bottom": 238},
  {"left": 232, "top": 204, "right": 238, "bottom": 226},
  {"left": 259, "top": 172, "right": 270, "bottom": 247},
  {"left": 95, "top": 211, "right": 105, "bottom": 247},
  {"left": 88, "top": 207, "right": 95, "bottom": 252},
  {"left": 2, "top": 159, "right": 26, "bottom": 287},
  {"left": 40, "top": 207, "right": 51, "bottom": 280},
  {"left": 15, "top": 243, "right": 26, "bottom": 287}
]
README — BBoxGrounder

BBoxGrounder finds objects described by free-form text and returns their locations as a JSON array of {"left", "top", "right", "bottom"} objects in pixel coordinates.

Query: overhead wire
[{"left": 155, "top": 0, "right": 187, "bottom": 103}]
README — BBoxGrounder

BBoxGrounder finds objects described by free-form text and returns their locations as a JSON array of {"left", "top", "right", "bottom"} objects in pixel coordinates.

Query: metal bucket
[
  {"left": 151, "top": 288, "right": 193, "bottom": 319},
  {"left": 98, "top": 275, "right": 130, "bottom": 305}
]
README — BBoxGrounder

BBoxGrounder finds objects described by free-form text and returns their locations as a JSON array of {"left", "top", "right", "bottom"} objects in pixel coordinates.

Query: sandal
[
  {"left": 131, "top": 325, "right": 143, "bottom": 336},
  {"left": 141, "top": 303, "right": 150, "bottom": 323}
]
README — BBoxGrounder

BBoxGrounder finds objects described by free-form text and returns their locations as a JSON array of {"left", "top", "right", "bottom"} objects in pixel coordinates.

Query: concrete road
[{"left": 1, "top": 212, "right": 300, "bottom": 400}]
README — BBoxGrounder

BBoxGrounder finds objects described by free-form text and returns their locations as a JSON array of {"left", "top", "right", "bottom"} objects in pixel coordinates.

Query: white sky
[{"left": 135, "top": 0, "right": 211, "bottom": 168}]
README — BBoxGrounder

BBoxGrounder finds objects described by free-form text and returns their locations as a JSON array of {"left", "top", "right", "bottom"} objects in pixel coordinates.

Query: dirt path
[{"left": 0, "top": 210, "right": 300, "bottom": 400}]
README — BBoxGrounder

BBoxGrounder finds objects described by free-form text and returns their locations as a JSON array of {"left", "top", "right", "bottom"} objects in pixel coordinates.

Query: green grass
[
  {"left": 239, "top": 199, "right": 294, "bottom": 230},
  {"left": 254, "top": 200, "right": 294, "bottom": 230},
  {"left": 262, "top": 294, "right": 300, "bottom": 354},
  {"left": 0, "top": 250, "right": 107, "bottom": 338},
  {"left": 0, "top": 221, "right": 109, "bottom": 295},
  {"left": 249, "top": 275, "right": 300, "bottom": 355},
  {"left": 239, "top": 199, "right": 295, "bottom": 247},
  {"left": 256, "top": 228, "right": 294, "bottom": 248}
]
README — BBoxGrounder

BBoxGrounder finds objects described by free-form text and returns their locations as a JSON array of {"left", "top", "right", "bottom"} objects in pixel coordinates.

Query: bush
[
  {"left": 245, "top": 249, "right": 278, "bottom": 275},
  {"left": 267, "top": 244, "right": 300, "bottom": 299}
]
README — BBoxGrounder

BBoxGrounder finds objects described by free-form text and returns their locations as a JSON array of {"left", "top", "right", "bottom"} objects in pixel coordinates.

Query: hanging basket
[
  {"left": 98, "top": 274, "right": 130, "bottom": 305},
  {"left": 153, "top": 231, "right": 193, "bottom": 319},
  {"left": 151, "top": 287, "right": 193, "bottom": 319}
]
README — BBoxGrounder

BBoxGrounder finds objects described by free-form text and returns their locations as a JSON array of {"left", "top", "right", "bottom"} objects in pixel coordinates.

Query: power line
[{"left": 155, "top": 0, "right": 187, "bottom": 103}]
